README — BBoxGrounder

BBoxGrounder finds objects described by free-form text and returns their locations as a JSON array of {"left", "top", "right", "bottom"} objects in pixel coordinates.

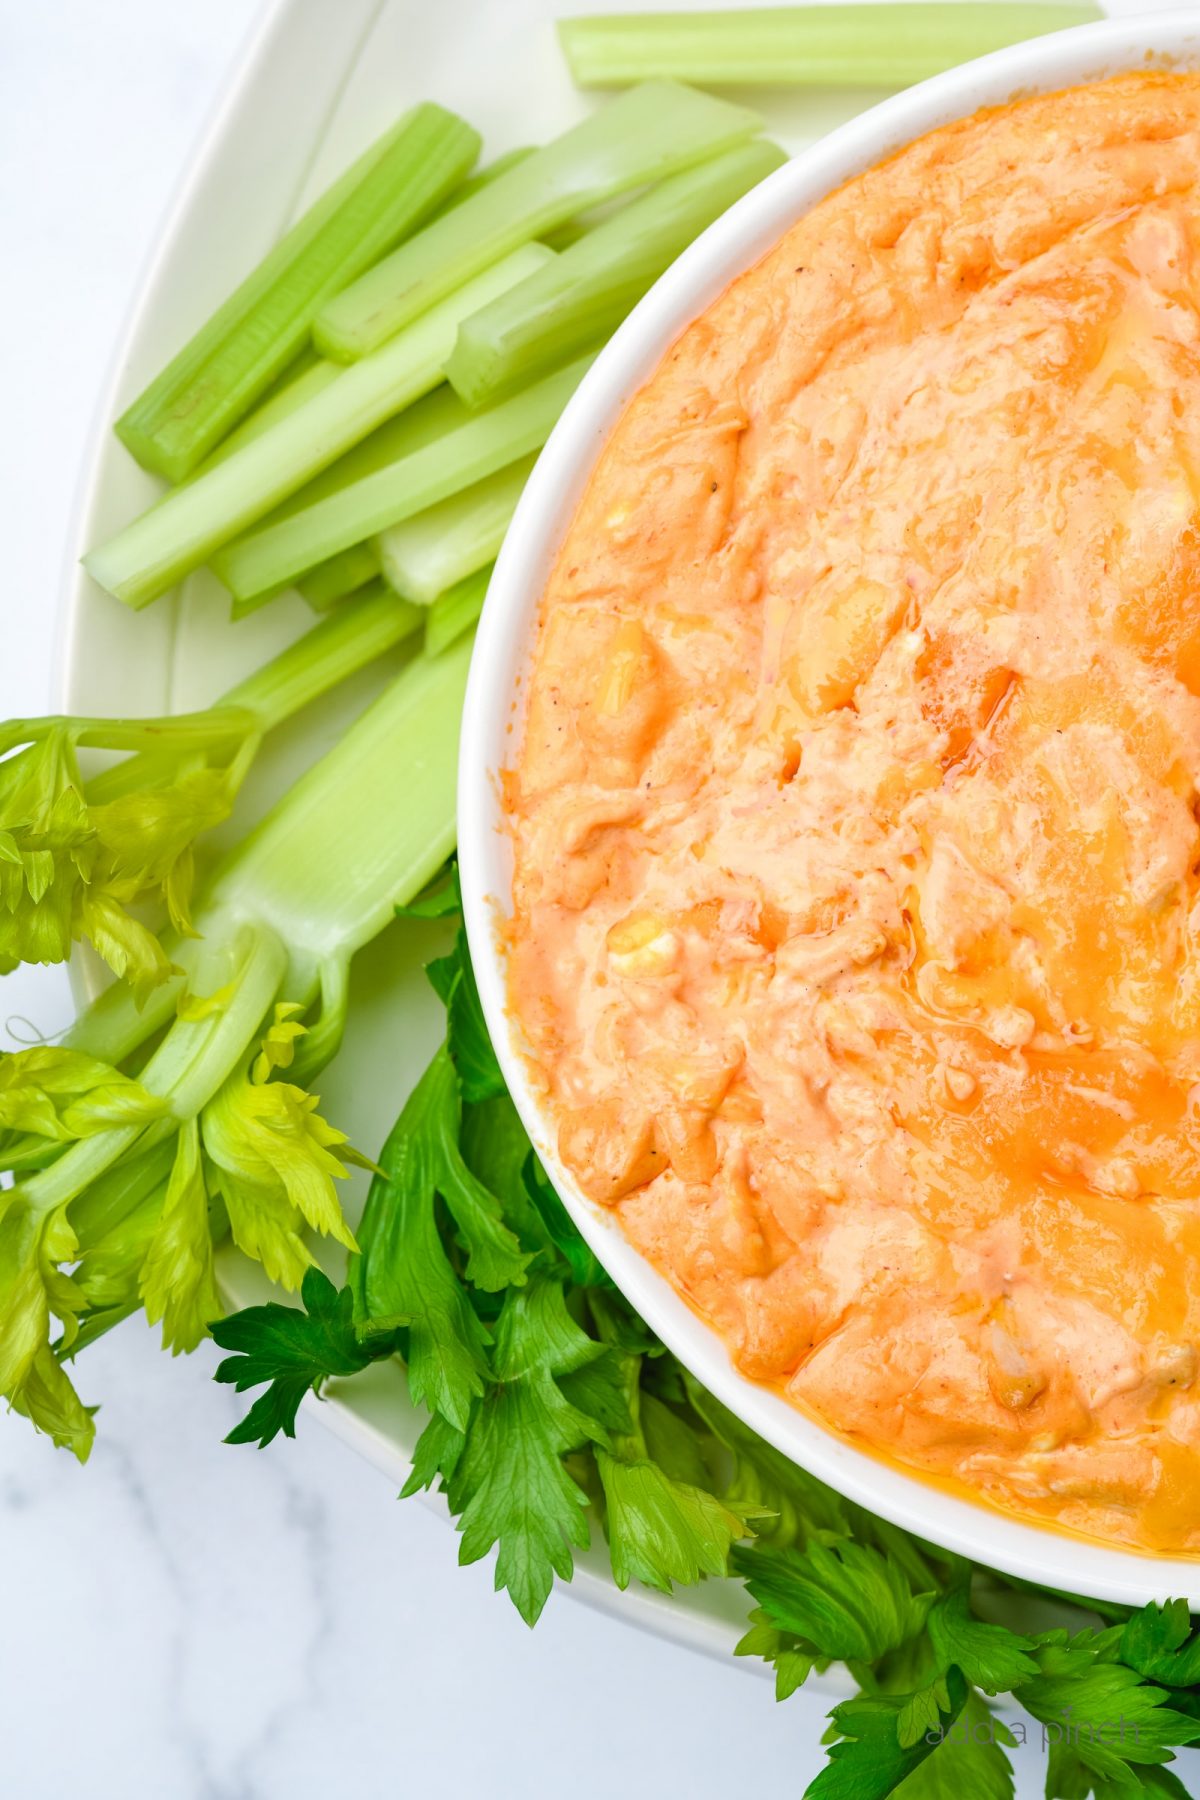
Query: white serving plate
[
  {"left": 57, "top": 0, "right": 962, "bottom": 1677},
  {"left": 461, "top": 6, "right": 1200, "bottom": 1614}
]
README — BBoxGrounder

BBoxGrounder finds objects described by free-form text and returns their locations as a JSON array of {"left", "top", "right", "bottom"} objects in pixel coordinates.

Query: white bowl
[{"left": 459, "top": 11, "right": 1200, "bottom": 1609}]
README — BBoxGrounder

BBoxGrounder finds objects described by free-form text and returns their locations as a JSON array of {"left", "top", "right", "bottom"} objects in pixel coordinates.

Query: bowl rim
[{"left": 459, "top": 9, "right": 1200, "bottom": 1610}]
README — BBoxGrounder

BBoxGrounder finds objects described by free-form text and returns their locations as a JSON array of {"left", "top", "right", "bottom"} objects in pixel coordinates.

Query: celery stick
[
  {"left": 217, "top": 355, "right": 592, "bottom": 601},
  {"left": 377, "top": 452, "right": 535, "bottom": 604},
  {"left": 84, "top": 244, "right": 552, "bottom": 611},
  {"left": 219, "top": 580, "right": 421, "bottom": 728},
  {"left": 558, "top": 5, "right": 1102, "bottom": 88},
  {"left": 425, "top": 564, "right": 493, "bottom": 657},
  {"left": 314, "top": 82, "right": 761, "bottom": 359},
  {"left": 115, "top": 104, "right": 481, "bottom": 480},
  {"left": 218, "top": 385, "right": 473, "bottom": 614},
  {"left": 434, "top": 146, "right": 535, "bottom": 216},
  {"left": 210, "top": 636, "right": 473, "bottom": 965},
  {"left": 449, "top": 138, "right": 785, "bottom": 408},
  {"left": 189, "top": 356, "right": 340, "bottom": 478},
  {"left": 85, "top": 580, "right": 422, "bottom": 806},
  {"left": 298, "top": 543, "right": 381, "bottom": 611}
]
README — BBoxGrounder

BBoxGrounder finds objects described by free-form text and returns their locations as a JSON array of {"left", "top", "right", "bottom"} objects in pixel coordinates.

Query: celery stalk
[
  {"left": 434, "top": 146, "right": 536, "bottom": 216},
  {"left": 314, "top": 82, "right": 762, "bottom": 359},
  {"left": 217, "top": 355, "right": 592, "bottom": 601},
  {"left": 210, "top": 636, "right": 472, "bottom": 972},
  {"left": 189, "top": 356, "right": 341, "bottom": 478},
  {"left": 84, "top": 244, "right": 552, "bottom": 611},
  {"left": 425, "top": 564, "right": 493, "bottom": 657},
  {"left": 83, "top": 580, "right": 421, "bottom": 811},
  {"left": 297, "top": 544, "right": 382, "bottom": 611},
  {"left": 377, "top": 453, "right": 535, "bottom": 604},
  {"left": 218, "top": 580, "right": 421, "bottom": 728},
  {"left": 115, "top": 104, "right": 481, "bottom": 480},
  {"left": 558, "top": 5, "right": 1102, "bottom": 88},
  {"left": 448, "top": 138, "right": 785, "bottom": 407},
  {"left": 218, "top": 385, "right": 476, "bottom": 615}
]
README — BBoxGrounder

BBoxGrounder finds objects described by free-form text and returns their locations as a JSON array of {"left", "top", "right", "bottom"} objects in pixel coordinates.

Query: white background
[{"left": 1, "top": 4, "right": 1197, "bottom": 1797}]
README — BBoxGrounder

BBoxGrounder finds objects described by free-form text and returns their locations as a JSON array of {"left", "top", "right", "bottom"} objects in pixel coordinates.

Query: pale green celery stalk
[
  {"left": 448, "top": 138, "right": 785, "bottom": 407},
  {"left": 219, "top": 580, "right": 422, "bottom": 726},
  {"left": 540, "top": 220, "right": 592, "bottom": 252},
  {"left": 217, "top": 384, "right": 475, "bottom": 615},
  {"left": 558, "top": 4, "right": 1101, "bottom": 88},
  {"left": 218, "top": 354, "right": 592, "bottom": 601},
  {"left": 433, "top": 146, "right": 535, "bottom": 216},
  {"left": 298, "top": 543, "right": 381, "bottom": 612},
  {"left": 425, "top": 564, "right": 493, "bottom": 657},
  {"left": 208, "top": 634, "right": 473, "bottom": 1000},
  {"left": 115, "top": 104, "right": 481, "bottom": 480},
  {"left": 377, "top": 452, "right": 535, "bottom": 604},
  {"left": 314, "top": 81, "right": 761, "bottom": 359},
  {"left": 66, "top": 638, "right": 470, "bottom": 1133},
  {"left": 84, "top": 244, "right": 553, "bottom": 611},
  {"left": 85, "top": 580, "right": 422, "bottom": 810},
  {"left": 188, "top": 356, "right": 340, "bottom": 478}
]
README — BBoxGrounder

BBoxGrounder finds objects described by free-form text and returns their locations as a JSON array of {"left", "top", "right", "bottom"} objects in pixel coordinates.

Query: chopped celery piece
[
  {"left": 425, "top": 564, "right": 493, "bottom": 657},
  {"left": 448, "top": 138, "right": 785, "bottom": 408},
  {"left": 84, "top": 244, "right": 552, "bottom": 611},
  {"left": 298, "top": 543, "right": 381, "bottom": 611},
  {"left": 558, "top": 5, "right": 1102, "bottom": 88},
  {"left": 218, "top": 355, "right": 592, "bottom": 601},
  {"left": 314, "top": 82, "right": 761, "bottom": 359},
  {"left": 115, "top": 104, "right": 481, "bottom": 480},
  {"left": 377, "top": 452, "right": 535, "bottom": 604}
]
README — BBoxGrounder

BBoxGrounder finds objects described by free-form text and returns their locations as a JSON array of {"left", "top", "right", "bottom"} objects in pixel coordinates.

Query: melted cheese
[{"left": 507, "top": 72, "right": 1200, "bottom": 1554}]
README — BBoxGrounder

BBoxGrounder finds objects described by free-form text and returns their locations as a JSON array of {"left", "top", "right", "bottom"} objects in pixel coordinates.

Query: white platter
[
  {"left": 56, "top": 0, "right": 1187, "bottom": 1669},
  {"left": 54, "top": 0, "right": 907, "bottom": 1677}
]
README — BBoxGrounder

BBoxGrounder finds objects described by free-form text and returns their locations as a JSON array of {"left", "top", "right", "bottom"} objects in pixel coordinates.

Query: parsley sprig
[{"left": 213, "top": 877, "right": 1200, "bottom": 1799}]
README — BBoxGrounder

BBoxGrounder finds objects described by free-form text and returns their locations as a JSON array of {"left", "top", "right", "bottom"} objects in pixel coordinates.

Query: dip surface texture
[{"left": 507, "top": 72, "right": 1200, "bottom": 1552}]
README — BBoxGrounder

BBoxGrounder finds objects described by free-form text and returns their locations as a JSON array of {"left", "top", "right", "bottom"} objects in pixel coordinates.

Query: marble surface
[{"left": 2, "top": 5, "right": 1197, "bottom": 1797}]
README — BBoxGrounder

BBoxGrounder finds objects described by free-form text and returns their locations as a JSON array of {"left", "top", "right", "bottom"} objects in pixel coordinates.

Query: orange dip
[{"left": 506, "top": 72, "right": 1200, "bottom": 1554}]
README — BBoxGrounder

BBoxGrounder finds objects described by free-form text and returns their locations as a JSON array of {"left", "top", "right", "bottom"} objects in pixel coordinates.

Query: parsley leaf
[
  {"left": 425, "top": 919, "right": 506, "bottom": 1103},
  {"left": 689, "top": 1379, "right": 850, "bottom": 1545},
  {"left": 809, "top": 1668, "right": 969, "bottom": 1800},
  {"left": 394, "top": 862, "right": 460, "bottom": 919},
  {"left": 524, "top": 1153, "right": 612, "bottom": 1288},
  {"left": 734, "top": 1538, "right": 935, "bottom": 1665},
  {"left": 443, "top": 1278, "right": 608, "bottom": 1624},
  {"left": 598, "top": 1448, "right": 751, "bottom": 1593},
  {"left": 212, "top": 1266, "right": 403, "bottom": 1446},
  {"left": 353, "top": 1055, "right": 493, "bottom": 1429},
  {"left": 1121, "top": 1603, "right": 1200, "bottom": 1690},
  {"left": 1018, "top": 1638, "right": 1200, "bottom": 1788},
  {"left": 735, "top": 1612, "right": 820, "bottom": 1700},
  {"left": 928, "top": 1586, "right": 1040, "bottom": 1693},
  {"left": 891, "top": 1690, "right": 1016, "bottom": 1799}
]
